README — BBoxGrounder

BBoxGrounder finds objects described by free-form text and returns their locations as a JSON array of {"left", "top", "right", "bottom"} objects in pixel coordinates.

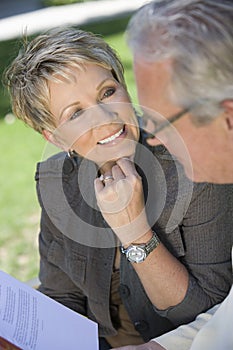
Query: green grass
[
  {"left": 0, "top": 17, "right": 137, "bottom": 281},
  {"left": 0, "top": 119, "right": 45, "bottom": 281}
]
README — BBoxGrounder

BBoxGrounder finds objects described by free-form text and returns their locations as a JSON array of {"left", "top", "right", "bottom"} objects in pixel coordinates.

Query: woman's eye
[
  {"left": 70, "top": 109, "right": 82, "bottom": 121},
  {"left": 102, "top": 87, "right": 116, "bottom": 99}
]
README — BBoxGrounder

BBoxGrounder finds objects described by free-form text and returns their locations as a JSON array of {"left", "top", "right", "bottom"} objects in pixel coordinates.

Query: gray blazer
[{"left": 36, "top": 135, "right": 233, "bottom": 341}]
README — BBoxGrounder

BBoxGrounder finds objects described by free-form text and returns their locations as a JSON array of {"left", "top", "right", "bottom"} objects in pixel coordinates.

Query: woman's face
[{"left": 48, "top": 63, "right": 139, "bottom": 166}]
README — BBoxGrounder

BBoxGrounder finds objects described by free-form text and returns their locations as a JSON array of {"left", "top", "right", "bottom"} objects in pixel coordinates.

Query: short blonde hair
[{"left": 4, "top": 27, "right": 126, "bottom": 133}]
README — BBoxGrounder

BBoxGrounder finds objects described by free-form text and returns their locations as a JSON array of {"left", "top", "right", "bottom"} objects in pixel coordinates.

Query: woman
[{"left": 4, "top": 27, "right": 233, "bottom": 349}]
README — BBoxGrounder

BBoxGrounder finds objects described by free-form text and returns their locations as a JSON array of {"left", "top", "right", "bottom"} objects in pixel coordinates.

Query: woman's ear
[
  {"left": 221, "top": 99, "right": 233, "bottom": 130},
  {"left": 42, "top": 129, "right": 67, "bottom": 150},
  {"left": 42, "top": 129, "right": 54, "bottom": 144}
]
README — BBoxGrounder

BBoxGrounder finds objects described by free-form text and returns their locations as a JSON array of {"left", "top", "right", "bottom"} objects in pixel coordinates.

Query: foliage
[
  {"left": 42, "top": 0, "right": 105, "bottom": 7},
  {"left": 0, "top": 39, "right": 22, "bottom": 118},
  {"left": 42, "top": 0, "right": 84, "bottom": 6}
]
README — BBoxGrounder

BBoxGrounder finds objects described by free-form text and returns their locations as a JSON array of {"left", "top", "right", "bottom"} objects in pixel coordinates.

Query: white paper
[{"left": 0, "top": 270, "right": 98, "bottom": 350}]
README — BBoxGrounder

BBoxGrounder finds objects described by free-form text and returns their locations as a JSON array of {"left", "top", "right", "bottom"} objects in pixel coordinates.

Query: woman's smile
[{"left": 97, "top": 125, "right": 126, "bottom": 146}]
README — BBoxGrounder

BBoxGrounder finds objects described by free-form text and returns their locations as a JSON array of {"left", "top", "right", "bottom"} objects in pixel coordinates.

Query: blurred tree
[{"left": 42, "top": 0, "right": 88, "bottom": 6}]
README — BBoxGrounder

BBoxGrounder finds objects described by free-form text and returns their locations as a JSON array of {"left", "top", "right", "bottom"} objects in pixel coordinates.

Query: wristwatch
[{"left": 120, "top": 232, "right": 160, "bottom": 263}]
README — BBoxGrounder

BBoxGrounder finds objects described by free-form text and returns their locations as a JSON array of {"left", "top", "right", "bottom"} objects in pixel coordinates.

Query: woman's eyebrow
[
  {"left": 59, "top": 101, "right": 81, "bottom": 121},
  {"left": 96, "top": 78, "right": 114, "bottom": 91}
]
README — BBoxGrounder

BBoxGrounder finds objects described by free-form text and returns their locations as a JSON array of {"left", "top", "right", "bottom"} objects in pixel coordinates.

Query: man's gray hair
[
  {"left": 127, "top": 0, "right": 233, "bottom": 122},
  {"left": 4, "top": 27, "right": 126, "bottom": 133}
]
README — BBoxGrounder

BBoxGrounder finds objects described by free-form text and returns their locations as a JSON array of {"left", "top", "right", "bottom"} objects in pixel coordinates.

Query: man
[
  {"left": 127, "top": 0, "right": 233, "bottom": 185},
  {"left": 113, "top": 0, "right": 233, "bottom": 349}
]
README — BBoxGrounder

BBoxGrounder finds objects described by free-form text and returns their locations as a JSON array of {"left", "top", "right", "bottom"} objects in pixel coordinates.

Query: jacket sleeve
[
  {"left": 153, "top": 180, "right": 233, "bottom": 326},
  {"left": 37, "top": 208, "right": 87, "bottom": 316}
]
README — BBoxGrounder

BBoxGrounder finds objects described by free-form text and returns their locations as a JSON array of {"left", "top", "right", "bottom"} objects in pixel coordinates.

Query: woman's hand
[
  {"left": 94, "top": 158, "right": 150, "bottom": 245},
  {"left": 111, "top": 341, "right": 166, "bottom": 350},
  {"left": 95, "top": 159, "right": 189, "bottom": 311}
]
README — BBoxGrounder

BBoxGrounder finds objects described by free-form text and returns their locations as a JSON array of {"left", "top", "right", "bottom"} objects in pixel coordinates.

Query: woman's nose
[{"left": 91, "top": 103, "right": 119, "bottom": 129}]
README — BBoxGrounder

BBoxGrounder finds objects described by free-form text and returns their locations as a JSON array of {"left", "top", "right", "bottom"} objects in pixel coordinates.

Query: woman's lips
[{"left": 97, "top": 125, "right": 126, "bottom": 146}]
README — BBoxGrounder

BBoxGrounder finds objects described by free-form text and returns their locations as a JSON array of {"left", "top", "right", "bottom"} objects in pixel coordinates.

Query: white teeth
[{"left": 98, "top": 127, "right": 124, "bottom": 144}]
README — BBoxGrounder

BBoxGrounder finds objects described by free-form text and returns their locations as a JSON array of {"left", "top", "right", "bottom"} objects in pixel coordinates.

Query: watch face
[{"left": 126, "top": 246, "right": 147, "bottom": 263}]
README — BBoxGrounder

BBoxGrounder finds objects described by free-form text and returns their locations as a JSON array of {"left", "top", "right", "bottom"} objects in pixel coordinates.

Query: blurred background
[{"left": 0, "top": 0, "right": 147, "bottom": 281}]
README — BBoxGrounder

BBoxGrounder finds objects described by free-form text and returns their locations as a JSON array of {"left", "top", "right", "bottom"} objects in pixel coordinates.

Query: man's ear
[
  {"left": 221, "top": 99, "right": 233, "bottom": 130},
  {"left": 42, "top": 129, "right": 67, "bottom": 150}
]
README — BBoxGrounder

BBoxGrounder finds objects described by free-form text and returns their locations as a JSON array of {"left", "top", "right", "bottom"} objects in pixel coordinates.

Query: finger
[
  {"left": 116, "top": 157, "right": 138, "bottom": 177},
  {"left": 112, "top": 164, "right": 125, "bottom": 180},
  {"left": 94, "top": 177, "right": 104, "bottom": 194},
  {"left": 102, "top": 174, "right": 114, "bottom": 187}
]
